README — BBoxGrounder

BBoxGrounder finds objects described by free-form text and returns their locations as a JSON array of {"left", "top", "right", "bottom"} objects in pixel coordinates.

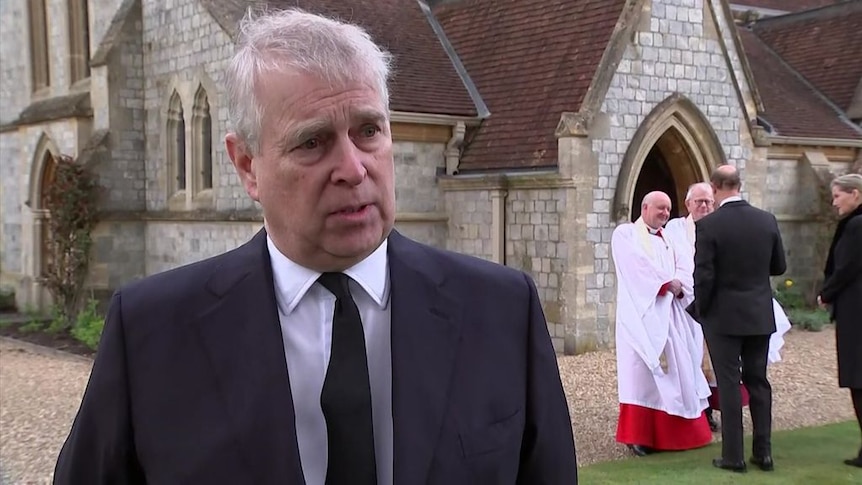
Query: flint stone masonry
[
  {"left": 0, "top": 132, "right": 23, "bottom": 276},
  {"left": 505, "top": 188, "right": 567, "bottom": 353},
  {"left": 145, "top": 222, "right": 262, "bottom": 275},
  {"left": 586, "top": 0, "right": 756, "bottom": 338},
  {"left": 142, "top": 0, "right": 237, "bottom": 212},
  {"left": 0, "top": 0, "right": 27, "bottom": 126},
  {"left": 445, "top": 190, "right": 494, "bottom": 261},
  {"left": 444, "top": 186, "right": 568, "bottom": 353},
  {"left": 89, "top": 221, "right": 146, "bottom": 289}
]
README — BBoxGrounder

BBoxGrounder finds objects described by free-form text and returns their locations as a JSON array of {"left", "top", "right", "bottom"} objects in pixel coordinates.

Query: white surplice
[
  {"left": 611, "top": 218, "right": 712, "bottom": 419},
  {"left": 664, "top": 216, "right": 791, "bottom": 372}
]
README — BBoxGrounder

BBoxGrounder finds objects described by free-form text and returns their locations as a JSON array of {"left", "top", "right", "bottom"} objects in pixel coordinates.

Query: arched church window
[
  {"left": 193, "top": 86, "right": 213, "bottom": 192},
  {"left": 166, "top": 91, "right": 186, "bottom": 194},
  {"left": 68, "top": 0, "right": 90, "bottom": 83},
  {"left": 28, "top": 0, "right": 50, "bottom": 91}
]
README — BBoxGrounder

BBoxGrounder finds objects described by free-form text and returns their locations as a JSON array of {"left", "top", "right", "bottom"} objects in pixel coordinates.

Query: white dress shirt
[
  {"left": 266, "top": 236, "right": 393, "bottom": 485},
  {"left": 719, "top": 195, "right": 743, "bottom": 207}
]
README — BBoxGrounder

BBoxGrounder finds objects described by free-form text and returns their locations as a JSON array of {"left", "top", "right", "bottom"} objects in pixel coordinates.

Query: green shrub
[
  {"left": 787, "top": 308, "right": 830, "bottom": 332},
  {"left": 70, "top": 298, "right": 104, "bottom": 350},
  {"left": 774, "top": 278, "right": 807, "bottom": 310}
]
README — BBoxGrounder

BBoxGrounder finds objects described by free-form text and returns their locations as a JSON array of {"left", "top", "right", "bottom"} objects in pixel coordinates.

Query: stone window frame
[
  {"left": 191, "top": 84, "right": 214, "bottom": 207},
  {"left": 163, "top": 73, "right": 218, "bottom": 211},
  {"left": 68, "top": 0, "right": 91, "bottom": 86},
  {"left": 166, "top": 90, "right": 187, "bottom": 210},
  {"left": 27, "top": 0, "right": 51, "bottom": 94}
]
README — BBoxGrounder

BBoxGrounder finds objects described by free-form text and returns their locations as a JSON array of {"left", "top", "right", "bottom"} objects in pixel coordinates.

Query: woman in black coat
[{"left": 819, "top": 173, "right": 862, "bottom": 468}]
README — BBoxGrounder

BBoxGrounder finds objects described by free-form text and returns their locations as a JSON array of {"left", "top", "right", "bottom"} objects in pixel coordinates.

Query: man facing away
[
  {"left": 611, "top": 191, "right": 713, "bottom": 457},
  {"left": 53, "top": 8, "right": 577, "bottom": 484},
  {"left": 664, "top": 182, "right": 791, "bottom": 432},
  {"left": 687, "top": 165, "right": 787, "bottom": 473}
]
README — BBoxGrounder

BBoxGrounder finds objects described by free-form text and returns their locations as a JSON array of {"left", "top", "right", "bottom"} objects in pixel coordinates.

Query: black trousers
[{"left": 704, "top": 331, "right": 772, "bottom": 462}]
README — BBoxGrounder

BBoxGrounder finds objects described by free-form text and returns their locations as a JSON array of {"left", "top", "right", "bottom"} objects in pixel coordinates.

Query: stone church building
[{"left": 1, "top": 0, "right": 860, "bottom": 354}]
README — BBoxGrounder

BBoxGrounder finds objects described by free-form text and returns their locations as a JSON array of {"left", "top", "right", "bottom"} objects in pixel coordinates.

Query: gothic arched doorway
[
  {"left": 613, "top": 94, "right": 726, "bottom": 223},
  {"left": 630, "top": 144, "right": 680, "bottom": 221},
  {"left": 38, "top": 151, "right": 57, "bottom": 278}
]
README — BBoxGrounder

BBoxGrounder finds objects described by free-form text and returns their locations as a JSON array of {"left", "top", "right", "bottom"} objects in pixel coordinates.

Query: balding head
[
  {"left": 710, "top": 164, "right": 742, "bottom": 205},
  {"left": 641, "top": 191, "right": 672, "bottom": 229},
  {"left": 685, "top": 182, "right": 714, "bottom": 221}
]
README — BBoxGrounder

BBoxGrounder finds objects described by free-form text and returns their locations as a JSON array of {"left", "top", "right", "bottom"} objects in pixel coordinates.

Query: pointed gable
[
  {"left": 201, "top": 0, "right": 480, "bottom": 117},
  {"left": 434, "top": 0, "right": 627, "bottom": 171}
]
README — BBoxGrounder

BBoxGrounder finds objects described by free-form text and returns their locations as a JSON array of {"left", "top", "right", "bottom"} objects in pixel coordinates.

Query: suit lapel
[
  {"left": 189, "top": 229, "right": 305, "bottom": 484},
  {"left": 388, "top": 231, "right": 462, "bottom": 484}
]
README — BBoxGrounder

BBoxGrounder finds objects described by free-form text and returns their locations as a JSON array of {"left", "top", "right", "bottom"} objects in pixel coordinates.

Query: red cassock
[
  {"left": 616, "top": 403, "right": 713, "bottom": 450},
  {"left": 707, "top": 384, "right": 750, "bottom": 410}
]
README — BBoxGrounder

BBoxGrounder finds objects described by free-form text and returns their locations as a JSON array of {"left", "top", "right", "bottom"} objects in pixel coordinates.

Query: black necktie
[{"left": 317, "top": 272, "right": 377, "bottom": 485}]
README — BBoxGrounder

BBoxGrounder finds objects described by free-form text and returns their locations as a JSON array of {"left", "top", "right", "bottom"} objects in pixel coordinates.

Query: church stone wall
[
  {"left": 136, "top": 137, "right": 448, "bottom": 278},
  {"left": 762, "top": 152, "right": 859, "bottom": 293},
  {"left": 0, "top": 131, "right": 24, "bottom": 281},
  {"left": 443, "top": 183, "right": 569, "bottom": 353},
  {"left": 142, "top": 0, "right": 237, "bottom": 212},
  {"left": 144, "top": 222, "right": 262, "bottom": 276},
  {"left": 582, "top": 0, "right": 757, "bottom": 347},
  {"left": 0, "top": 0, "right": 27, "bottom": 126}
]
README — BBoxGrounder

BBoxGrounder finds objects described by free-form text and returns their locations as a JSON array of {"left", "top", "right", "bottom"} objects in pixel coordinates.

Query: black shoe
[
  {"left": 712, "top": 458, "right": 747, "bottom": 473},
  {"left": 627, "top": 444, "right": 652, "bottom": 457},
  {"left": 750, "top": 455, "right": 774, "bottom": 471},
  {"left": 844, "top": 457, "right": 862, "bottom": 467}
]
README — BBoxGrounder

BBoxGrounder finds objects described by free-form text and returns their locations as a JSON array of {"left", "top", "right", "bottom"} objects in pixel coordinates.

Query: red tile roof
[
  {"left": 202, "top": 0, "right": 479, "bottom": 117},
  {"left": 752, "top": 1, "right": 862, "bottom": 112},
  {"left": 738, "top": 28, "right": 861, "bottom": 139},
  {"left": 731, "top": 0, "right": 845, "bottom": 13},
  {"left": 434, "top": 0, "right": 627, "bottom": 171}
]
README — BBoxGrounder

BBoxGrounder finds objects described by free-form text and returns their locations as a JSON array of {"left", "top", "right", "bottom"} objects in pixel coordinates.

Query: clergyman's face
[
  {"left": 226, "top": 70, "right": 396, "bottom": 271},
  {"left": 685, "top": 187, "right": 715, "bottom": 221},
  {"left": 642, "top": 195, "right": 672, "bottom": 229}
]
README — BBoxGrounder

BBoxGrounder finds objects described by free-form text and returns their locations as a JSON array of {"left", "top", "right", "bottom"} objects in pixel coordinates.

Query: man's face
[
  {"left": 685, "top": 187, "right": 715, "bottom": 221},
  {"left": 641, "top": 195, "right": 672, "bottom": 229},
  {"left": 226, "top": 70, "right": 396, "bottom": 271}
]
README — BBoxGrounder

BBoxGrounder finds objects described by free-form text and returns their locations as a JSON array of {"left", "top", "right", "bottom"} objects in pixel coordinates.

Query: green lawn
[{"left": 579, "top": 421, "right": 862, "bottom": 484}]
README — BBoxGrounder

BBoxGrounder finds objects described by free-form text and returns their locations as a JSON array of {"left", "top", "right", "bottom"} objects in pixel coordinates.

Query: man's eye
[
  {"left": 361, "top": 125, "right": 380, "bottom": 137},
  {"left": 300, "top": 138, "right": 320, "bottom": 150}
]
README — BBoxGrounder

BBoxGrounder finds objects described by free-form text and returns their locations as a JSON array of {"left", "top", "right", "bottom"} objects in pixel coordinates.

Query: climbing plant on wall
[{"left": 42, "top": 154, "right": 100, "bottom": 329}]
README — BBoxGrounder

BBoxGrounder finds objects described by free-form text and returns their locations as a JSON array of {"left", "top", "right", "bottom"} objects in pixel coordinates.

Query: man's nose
[{"left": 331, "top": 138, "right": 367, "bottom": 185}]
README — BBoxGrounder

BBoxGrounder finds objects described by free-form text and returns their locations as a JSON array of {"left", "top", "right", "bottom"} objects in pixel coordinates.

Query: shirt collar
[
  {"left": 720, "top": 195, "right": 743, "bottom": 207},
  {"left": 266, "top": 236, "right": 390, "bottom": 315}
]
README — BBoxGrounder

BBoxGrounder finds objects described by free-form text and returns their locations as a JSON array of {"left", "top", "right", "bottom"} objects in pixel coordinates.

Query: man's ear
[{"left": 225, "top": 133, "right": 259, "bottom": 202}]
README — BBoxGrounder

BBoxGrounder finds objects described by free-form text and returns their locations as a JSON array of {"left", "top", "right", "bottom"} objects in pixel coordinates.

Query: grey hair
[
  {"left": 831, "top": 173, "right": 862, "bottom": 194},
  {"left": 225, "top": 7, "right": 394, "bottom": 153},
  {"left": 685, "top": 182, "right": 712, "bottom": 201}
]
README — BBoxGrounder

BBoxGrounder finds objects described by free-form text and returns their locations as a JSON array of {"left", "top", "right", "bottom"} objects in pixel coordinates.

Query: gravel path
[{"left": 0, "top": 326, "right": 855, "bottom": 482}]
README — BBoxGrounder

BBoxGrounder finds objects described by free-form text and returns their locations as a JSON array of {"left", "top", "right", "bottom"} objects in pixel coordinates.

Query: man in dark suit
[
  {"left": 53, "top": 7, "right": 577, "bottom": 485},
  {"left": 688, "top": 165, "right": 786, "bottom": 474}
]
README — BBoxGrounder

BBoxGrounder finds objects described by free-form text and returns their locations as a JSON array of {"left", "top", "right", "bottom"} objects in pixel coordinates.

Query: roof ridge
[
  {"left": 747, "top": 26, "right": 862, "bottom": 136},
  {"left": 418, "top": 0, "right": 489, "bottom": 118},
  {"left": 751, "top": 0, "right": 861, "bottom": 29}
]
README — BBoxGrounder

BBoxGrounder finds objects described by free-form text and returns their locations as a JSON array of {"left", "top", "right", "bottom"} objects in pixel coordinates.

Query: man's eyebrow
[
  {"left": 280, "top": 119, "right": 331, "bottom": 149},
  {"left": 352, "top": 108, "right": 388, "bottom": 125}
]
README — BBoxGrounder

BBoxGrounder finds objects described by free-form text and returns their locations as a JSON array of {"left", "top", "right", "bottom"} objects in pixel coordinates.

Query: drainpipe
[{"left": 491, "top": 189, "right": 507, "bottom": 265}]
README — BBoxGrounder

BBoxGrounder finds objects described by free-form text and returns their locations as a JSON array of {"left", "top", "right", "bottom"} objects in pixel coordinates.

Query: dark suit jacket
[
  {"left": 688, "top": 200, "right": 786, "bottom": 336},
  {"left": 53, "top": 229, "right": 577, "bottom": 484}
]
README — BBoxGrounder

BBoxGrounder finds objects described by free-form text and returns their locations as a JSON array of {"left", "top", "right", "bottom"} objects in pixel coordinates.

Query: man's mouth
[{"left": 334, "top": 204, "right": 370, "bottom": 215}]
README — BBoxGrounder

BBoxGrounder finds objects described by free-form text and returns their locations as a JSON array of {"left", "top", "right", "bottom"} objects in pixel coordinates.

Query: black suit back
[{"left": 693, "top": 200, "right": 787, "bottom": 336}]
